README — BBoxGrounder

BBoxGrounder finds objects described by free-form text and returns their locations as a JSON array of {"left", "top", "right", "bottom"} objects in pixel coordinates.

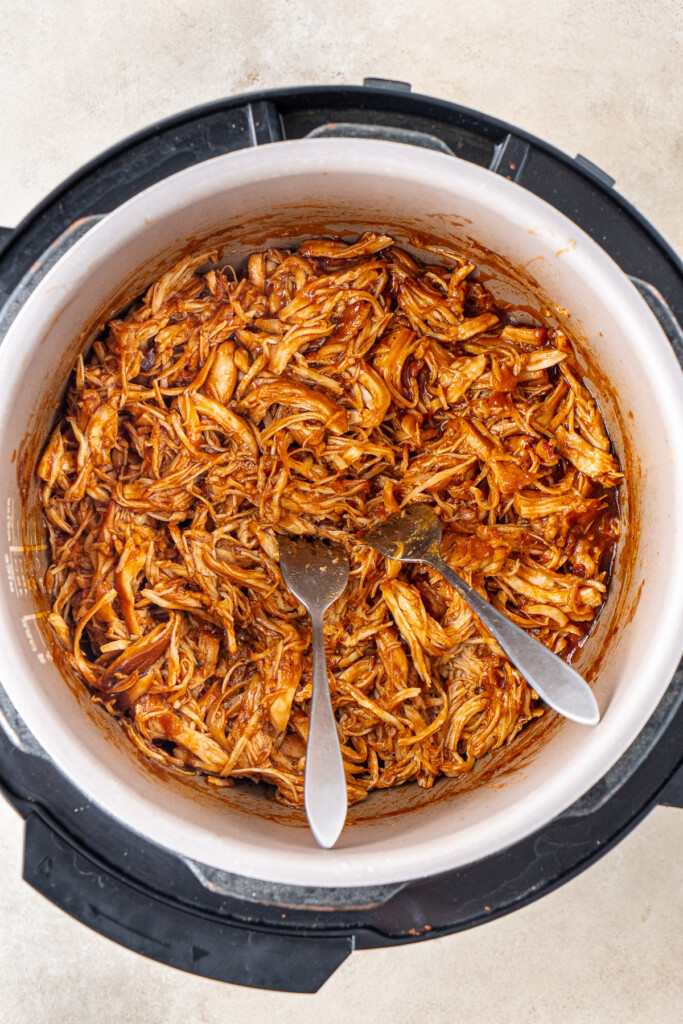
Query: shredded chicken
[{"left": 38, "top": 234, "right": 621, "bottom": 805}]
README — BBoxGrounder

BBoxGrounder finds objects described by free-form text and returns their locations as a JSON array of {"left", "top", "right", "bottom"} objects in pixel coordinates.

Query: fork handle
[
  {"left": 425, "top": 554, "right": 600, "bottom": 726},
  {"left": 304, "top": 609, "right": 348, "bottom": 848}
]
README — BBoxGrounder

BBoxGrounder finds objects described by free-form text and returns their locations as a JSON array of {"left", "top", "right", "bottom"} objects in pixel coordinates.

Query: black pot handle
[{"left": 22, "top": 810, "right": 352, "bottom": 991}]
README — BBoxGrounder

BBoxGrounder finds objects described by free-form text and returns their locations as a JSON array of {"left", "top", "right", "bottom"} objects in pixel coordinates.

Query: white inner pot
[{"left": 1, "top": 139, "right": 683, "bottom": 888}]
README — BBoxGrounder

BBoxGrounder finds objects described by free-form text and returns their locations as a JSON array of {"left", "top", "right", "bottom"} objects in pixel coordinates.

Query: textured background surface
[{"left": 0, "top": 1, "right": 682, "bottom": 1021}]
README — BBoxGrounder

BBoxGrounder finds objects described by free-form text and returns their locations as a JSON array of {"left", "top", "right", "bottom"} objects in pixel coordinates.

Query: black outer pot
[{"left": 0, "top": 79, "right": 681, "bottom": 993}]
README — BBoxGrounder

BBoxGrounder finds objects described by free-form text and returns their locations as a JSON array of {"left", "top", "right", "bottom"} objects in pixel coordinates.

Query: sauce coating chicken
[{"left": 38, "top": 234, "right": 621, "bottom": 804}]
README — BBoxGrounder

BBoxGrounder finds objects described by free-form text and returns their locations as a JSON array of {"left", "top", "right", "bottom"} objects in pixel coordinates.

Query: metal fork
[
  {"left": 362, "top": 504, "right": 600, "bottom": 726},
  {"left": 278, "top": 536, "right": 350, "bottom": 848}
]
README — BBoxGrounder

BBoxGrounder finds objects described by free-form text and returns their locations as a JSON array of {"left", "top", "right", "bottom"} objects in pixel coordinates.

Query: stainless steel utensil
[
  {"left": 278, "top": 536, "right": 350, "bottom": 847},
  {"left": 362, "top": 504, "right": 600, "bottom": 726}
]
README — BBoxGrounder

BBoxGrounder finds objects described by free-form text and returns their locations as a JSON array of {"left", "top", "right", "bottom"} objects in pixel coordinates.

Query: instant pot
[{"left": 0, "top": 80, "right": 681, "bottom": 992}]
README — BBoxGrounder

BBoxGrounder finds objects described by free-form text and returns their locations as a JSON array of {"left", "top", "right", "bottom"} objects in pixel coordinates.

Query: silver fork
[
  {"left": 278, "top": 536, "right": 350, "bottom": 848},
  {"left": 362, "top": 504, "right": 600, "bottom": 726}
]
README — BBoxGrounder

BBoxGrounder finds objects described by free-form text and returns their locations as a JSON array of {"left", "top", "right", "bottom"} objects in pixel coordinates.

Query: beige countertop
[{"left": 0, "top": 2, "right": 681, "bottom": 1021}]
